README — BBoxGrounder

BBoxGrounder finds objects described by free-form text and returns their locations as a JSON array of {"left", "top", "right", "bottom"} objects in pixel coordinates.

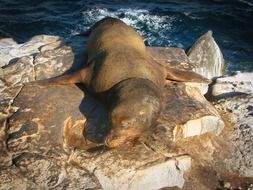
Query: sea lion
[{"left": 39, "top": 17, "right": 209, "bottom": 148}]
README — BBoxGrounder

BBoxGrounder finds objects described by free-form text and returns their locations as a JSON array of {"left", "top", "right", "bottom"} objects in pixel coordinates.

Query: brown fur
[{"left": 38, "top": 17, "right": 209, "bottom": 148}]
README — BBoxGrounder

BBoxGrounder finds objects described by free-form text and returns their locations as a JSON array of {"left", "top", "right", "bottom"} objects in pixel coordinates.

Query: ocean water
[{"left": 0, "top": 0, "right": 252, "bottom": 73}]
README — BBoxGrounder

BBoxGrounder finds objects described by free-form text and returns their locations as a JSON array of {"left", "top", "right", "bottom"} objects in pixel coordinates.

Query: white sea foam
[{"left": 81, "top": 7, "right": 175, "bottom": 46}]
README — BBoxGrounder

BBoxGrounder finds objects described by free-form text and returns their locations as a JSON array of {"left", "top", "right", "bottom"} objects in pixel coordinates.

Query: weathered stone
[
  {"left": 29, "top": 35, "right": 59, "bottom": 44},
  {"left": 0, "top": 35, "right": 74, "bottom": 129},
  {"left": 1, "top": 81, "right": 194, "bottom": 189},
  {"left": 0, "top": 153, "right": 99, "bottom": 189},
  {"left": 0, "top": 36, "right": 74, "bottom": 174},
  {"left": 3, "top": 77, "right": 224, "bottom": 188},
  {"left": 1, "top": 56, "right": 34, "bottom": 85},
  {"left": 187, "top": 31, "right": 225, "bottom": 79},
  {"left": 210, "top": 72, "right": 253, "bottom": 99},
  {"left": 8, "top": 85, "right": 84, "bottom": 147},
  {"left": 0, "top": 38, "right": 73, "bottom": 82},
  {"left": 34, "top": 44, "right": 73, "bottom": 80},
  {"left": 86, "top": 154, "right": 191, "bottom": 190},
  {"left": 0, "top": 35, "right": 59, "bottom": 68},
  {"left": 177, "top": 115, "right": 224, "bottom": 138},
  {"left": 0, "top": 167, "right": 30, "bottom": 190},
  {"left": 216, "top": 98, "right": 253, "bottom": 177},
  {"left": 2, "top": 84, "right": 103, "bottom": 188},
  {"left": 184, "top": 82, "right": 209, "bottom": 95},
  {"left": 39, "top": 40, "right": 63, "bottom": 52},
  {"left": 159, "top": 82, "right": 224, "bottom": 140},
  {"left": 211, "top": 73, "right": 253, "bottom": 177},
  {"left": 2, "top": 77, "right": 225, "bottom": 188},
  {"left": 147, "top": 47, "right": 193, "bottom": 71}
]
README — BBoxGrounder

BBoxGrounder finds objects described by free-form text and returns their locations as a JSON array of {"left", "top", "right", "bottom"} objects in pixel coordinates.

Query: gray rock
[
  {"left": 0, "top": 35, "right": 59, "bottom": 68},
  {"left": 212, "top": 72, "right": 253, "bottom": 177},
  {"left": 88, "top": 155, "right": 191, "bottom": 190},
  {"left": 146, "top": 46, "right": 193, "bottom": 71},
  {"left": 187, "top": 31, "right": 225, "bottom": 79},
  {"left": 211, "top": 72, "right": 253, "bottom": 99}
]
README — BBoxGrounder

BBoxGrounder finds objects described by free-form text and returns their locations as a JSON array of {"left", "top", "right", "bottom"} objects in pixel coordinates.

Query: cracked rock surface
[
  {"left": 211, "top": 72, "right": 253, "bottom": 179},
  {"left": 0, "top": 35, "right": 252, "bottom": 189}
]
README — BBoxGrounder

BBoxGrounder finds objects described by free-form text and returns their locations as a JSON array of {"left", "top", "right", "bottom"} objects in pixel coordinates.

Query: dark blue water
[{"left": 0, "top": 0, "right": 253, "bottom": 73}]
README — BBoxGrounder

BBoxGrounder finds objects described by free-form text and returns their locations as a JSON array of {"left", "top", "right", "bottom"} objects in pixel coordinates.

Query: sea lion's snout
[
  {"left": 105, "top": 124, "right": 140, "bottom": 148},
  {"left": 106, "top": 111, "right": 144, "bottom": 148}
]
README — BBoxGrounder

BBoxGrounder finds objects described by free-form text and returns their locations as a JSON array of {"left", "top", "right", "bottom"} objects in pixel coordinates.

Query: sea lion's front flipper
[
  {"left": 31, "top": 63, "right": 94, "bottom": 86},
  {"left": 165, "top": 67, "right": 211, "bottom": 83}
]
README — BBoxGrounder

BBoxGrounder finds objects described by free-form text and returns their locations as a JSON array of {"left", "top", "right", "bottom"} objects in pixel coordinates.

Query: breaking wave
[
  {"left": 81, "top": 8, "right": 175, "bottom": 46},
  {"left": 0, "top": 0, "right": 253, "bottom": 72}
]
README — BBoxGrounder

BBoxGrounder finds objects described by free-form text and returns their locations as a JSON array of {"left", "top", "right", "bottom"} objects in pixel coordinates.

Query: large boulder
[{"left": 186, "top": 31, "right": 225, "bottom": 79}]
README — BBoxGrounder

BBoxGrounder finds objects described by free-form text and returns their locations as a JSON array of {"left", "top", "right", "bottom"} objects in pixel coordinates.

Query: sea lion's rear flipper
[{"left": 165, "top": 67, "right": 211, "bottom": 83}]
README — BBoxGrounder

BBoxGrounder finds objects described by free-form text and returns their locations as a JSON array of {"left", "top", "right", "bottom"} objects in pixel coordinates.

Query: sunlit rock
[
  {"left": 164, "top": 84, "right": 224, "bottom": 140},
  {"left": 0, "top": 35, "right": 59, "bottom": 68},
  {"left": 146, "top": 46, "right": 193, "bottom": 70},
  {"left": 213, "top": 73, "right": 253, "bottom": 177},
  {"left": 210, "top": 72, "right": 253, "bottom": 99},
  {"left": 178, "top": 115, "right": 224, "bottom": 138},
  {"left": 186, "top": 31, "right": 225, "bottom": 79},
  {"left": 89, "top": 155, "right": 191, "bottom": 190}
]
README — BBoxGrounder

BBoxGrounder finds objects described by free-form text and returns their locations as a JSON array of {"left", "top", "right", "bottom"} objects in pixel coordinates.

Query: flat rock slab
[
  {"left": 146, "top": 47, "right": 192, "bottom": 70},
  {"left": 8, "top": 84, "right": 85, "bottom": 151},
  {"left": 1, "top": 85, "right": 103, "bottom": 189},
  {"left": 1, "top": 81, "right": 223, "bottom": 189},
  {"left": 2, "top": 83, "right": 190, "bottom": 189}
]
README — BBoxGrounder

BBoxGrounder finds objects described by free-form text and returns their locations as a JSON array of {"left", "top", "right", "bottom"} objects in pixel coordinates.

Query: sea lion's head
[{"left": 105, "top": 78, "right": 162, "bottom": 148}]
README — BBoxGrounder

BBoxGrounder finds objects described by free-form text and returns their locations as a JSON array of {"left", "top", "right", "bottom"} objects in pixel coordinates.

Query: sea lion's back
[
  {"left": 86, "top": 17, "right": 164, "bottom": 93},
  {"left": 86, "top": 17, "right": 146, "bottom": 56}
]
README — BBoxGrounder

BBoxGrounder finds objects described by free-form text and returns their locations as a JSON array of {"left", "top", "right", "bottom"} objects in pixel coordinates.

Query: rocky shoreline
[{"left": 0, "top": 32, "right": 252, "bottom": 189}]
